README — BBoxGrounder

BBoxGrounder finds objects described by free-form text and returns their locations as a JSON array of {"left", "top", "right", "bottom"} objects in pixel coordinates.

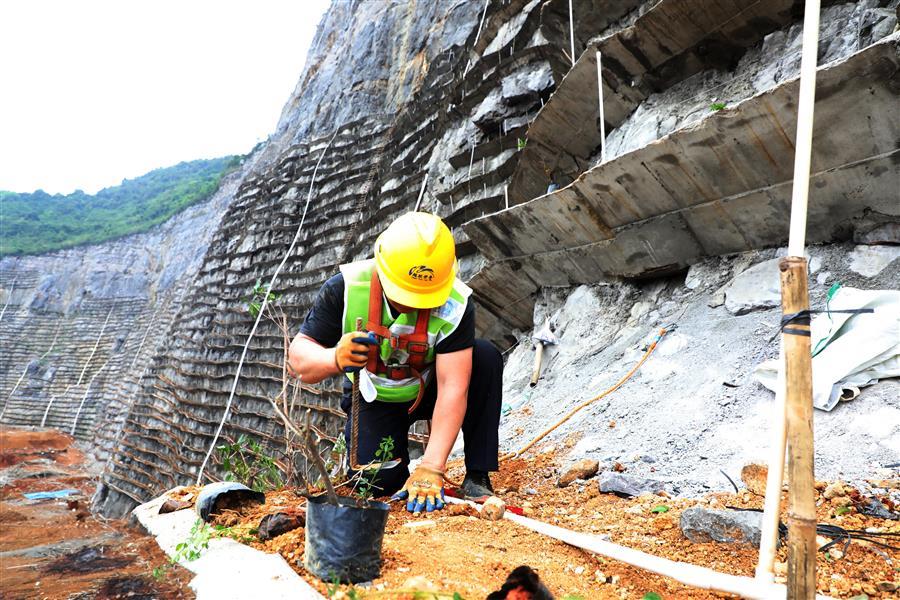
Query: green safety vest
[{"left": 340, "top": 259, "right": 472, "bottom": 402}]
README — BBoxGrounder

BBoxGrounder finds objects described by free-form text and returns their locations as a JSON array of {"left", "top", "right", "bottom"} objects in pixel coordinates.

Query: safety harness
[{"left": 365, "top": 266, "right": 430, "bottom": 414}]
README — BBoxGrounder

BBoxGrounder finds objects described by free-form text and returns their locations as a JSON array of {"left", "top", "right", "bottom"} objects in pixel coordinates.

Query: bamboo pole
[
  {"left": 778, "top": 0, "right": 821, "bottom": 596},
  {"left": 781, "top": 257, "right": 817, "bottom": 598},
  {"left": 568, "top": 0, "right": 576, "bottom": 67}
]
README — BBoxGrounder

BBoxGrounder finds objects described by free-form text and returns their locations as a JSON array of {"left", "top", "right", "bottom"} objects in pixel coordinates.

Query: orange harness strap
[{"left": 365, "top": 267, "right": 431, "bottom": 414}]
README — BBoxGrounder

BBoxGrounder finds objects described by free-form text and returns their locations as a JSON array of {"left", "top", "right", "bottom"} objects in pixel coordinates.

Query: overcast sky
[{"left": 0, "top": 0, "right": 329, "bottom": 195}]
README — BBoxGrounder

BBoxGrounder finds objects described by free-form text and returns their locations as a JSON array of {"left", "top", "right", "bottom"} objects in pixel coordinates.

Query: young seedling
[
  {"left": 216, "top": 433, "right": 284, "bottom": 492},
  {"left": 710, "top": 102, "right": 727, "bottom": 112},
  {"left": 353, "top": 436, "right": 395, "bottom": 501}
]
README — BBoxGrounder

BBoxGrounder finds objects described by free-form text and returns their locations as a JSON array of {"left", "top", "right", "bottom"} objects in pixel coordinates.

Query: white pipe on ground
[{"left": 445, "top": 497, "right": 834, "bottom": 599}]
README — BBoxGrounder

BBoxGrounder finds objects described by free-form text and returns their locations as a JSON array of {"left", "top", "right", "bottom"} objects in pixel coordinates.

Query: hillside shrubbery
[{"left": 0, "top": 156, "right": 240, "bottom": 256}]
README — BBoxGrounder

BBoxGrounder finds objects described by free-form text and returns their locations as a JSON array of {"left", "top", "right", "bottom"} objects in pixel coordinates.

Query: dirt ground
[
  {"left": 0, "top": 427, "right": 192, "bottom": 600},
  {"left": 203, "top": 443, "right": 899, "bottom": 599},
  {"left": 3, "top": 426, "right": 897, "bottom": 599}
]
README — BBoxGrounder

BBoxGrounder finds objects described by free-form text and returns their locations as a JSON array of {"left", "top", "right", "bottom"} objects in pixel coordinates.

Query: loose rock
[
  {"left": 480, "top": 496, "right": 506, "bottom": 521},
  {"left": 722, "top": 258, "right": 781, "bottom": 315},
  {"left": 680, "top": 507, "right": 762, "bottom": 545},
  {"left": 822, "top": 481, "right": 847, "bottom": 500},
  {"left": 598, "top": 472, "right": 668, "bottom": 498},
  {"left": 257, "top": 511, "right": 304, "bottom": 541},
  {"left": 446, "top": 503, "right": 477, "bottom": 517},
  {"left": 740, "top": 463, "right": 768, "bottom": 496},
  {"left": 557, "top": 459, "right": 600, "bottom": 488}
]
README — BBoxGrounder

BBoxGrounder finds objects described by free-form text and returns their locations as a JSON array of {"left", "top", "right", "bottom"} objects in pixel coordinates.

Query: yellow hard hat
[{"left": 374, "top": 212, "right": 457, "bottom": 309}]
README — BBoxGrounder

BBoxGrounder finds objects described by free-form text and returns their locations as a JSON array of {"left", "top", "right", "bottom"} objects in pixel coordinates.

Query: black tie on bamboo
[{"left": 780, "top": 308, "right": 875, "bottom": 337}]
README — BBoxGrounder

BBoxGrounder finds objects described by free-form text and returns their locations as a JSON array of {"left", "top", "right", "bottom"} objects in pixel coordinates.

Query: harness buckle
[{"left": 407, "top": 342, "right": 428, "bottom": 355}]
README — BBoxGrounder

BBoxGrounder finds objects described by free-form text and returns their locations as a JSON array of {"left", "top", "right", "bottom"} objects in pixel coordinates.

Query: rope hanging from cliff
[
  {"left": 499, "top": 327, "right": 670, "bottom": 462},
  {"left": 196, "top": 125, "right": 342, "bottom": 484}
]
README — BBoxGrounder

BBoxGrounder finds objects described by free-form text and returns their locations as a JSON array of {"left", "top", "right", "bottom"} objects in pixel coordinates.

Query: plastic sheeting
[{"left": 755, "top": 286, "right": 900, "bottom": 411}]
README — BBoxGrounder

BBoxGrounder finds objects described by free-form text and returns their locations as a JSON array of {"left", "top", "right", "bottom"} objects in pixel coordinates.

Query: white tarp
[{"left": 755, "top": 286, "right": 900, "bottom": 411}]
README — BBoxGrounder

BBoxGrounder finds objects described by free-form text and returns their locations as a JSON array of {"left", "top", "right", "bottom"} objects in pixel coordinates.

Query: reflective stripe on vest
[{"left": 340, "top": 259, "right": 471, "bottom": 402}]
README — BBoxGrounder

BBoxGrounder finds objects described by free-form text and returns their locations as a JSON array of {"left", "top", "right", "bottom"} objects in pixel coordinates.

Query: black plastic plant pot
[{"left": 304, "top": 495, "right": 390, "bottom": 583}]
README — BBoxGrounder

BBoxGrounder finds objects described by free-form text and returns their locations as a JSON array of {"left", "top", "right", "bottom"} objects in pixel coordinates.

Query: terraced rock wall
[
  {"left": 0, "top": 171, "right": 242, "bottom": 462},
  {"left": 3, "top": 0, "right": 895, "bottom": 517},
  {"left": 94, "top": 0, "right": 593, "bottom": 516}
]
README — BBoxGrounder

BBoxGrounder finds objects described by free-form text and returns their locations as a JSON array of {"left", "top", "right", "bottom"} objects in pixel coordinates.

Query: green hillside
[{"left": 0, "top": 156, "right": 241, "bottom": 256}]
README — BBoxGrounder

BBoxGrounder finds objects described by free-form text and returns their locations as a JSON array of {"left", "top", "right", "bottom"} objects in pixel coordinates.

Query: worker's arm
[
  {"left": 419, "top": 346, "right": 473, "bottom": 471},
  {"left": 287, "top": 331, "right": 374, "bottom": 384}
]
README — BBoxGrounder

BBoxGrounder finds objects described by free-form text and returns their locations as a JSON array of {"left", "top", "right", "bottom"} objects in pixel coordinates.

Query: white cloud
[{"left": 0, "top": 0, "right": 329, "bottom": 194}]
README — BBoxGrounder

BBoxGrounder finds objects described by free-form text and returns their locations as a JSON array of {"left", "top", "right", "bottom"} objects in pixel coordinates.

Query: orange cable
[{"left": 499, "top": 327, "right": 669, "bottom": 462}]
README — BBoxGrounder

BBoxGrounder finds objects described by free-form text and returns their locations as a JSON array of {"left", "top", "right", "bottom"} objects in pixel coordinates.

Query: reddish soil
[
  {"left": 0, "top": 426, "right": 192, "bottom": 600},
  {"left": 200, "top": 443, "right": 899, "bottom": 599}
]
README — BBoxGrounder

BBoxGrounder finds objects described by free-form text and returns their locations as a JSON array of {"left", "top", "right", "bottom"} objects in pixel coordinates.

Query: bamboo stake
[
  {"left": 778, "top": 0, "right": 821, "bottom": 596},
  {"left": 781, "top": 257, "right": 817, "bottom": 598}
]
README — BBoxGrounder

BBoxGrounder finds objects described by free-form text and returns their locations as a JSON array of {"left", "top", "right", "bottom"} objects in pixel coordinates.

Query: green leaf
[
  {"left": 643, "top": 594, "right": 663, "bottom": 600},
  {"left": 650, "top": 505, "right": 670, "bottom": 513},
  {"left": 834, "top": 506, "right": 851, "bottom": 516},
  {"left": 710, "top": 102, "right": 727, "bottom": 111},
  {"left": 453, "top": 593, "right": 464, "bottom": 600}
]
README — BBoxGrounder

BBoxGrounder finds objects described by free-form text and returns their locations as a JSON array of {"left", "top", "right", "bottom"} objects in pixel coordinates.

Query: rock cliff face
[
  {"left": 1, "top": 0, "right": 896, "bottom": 517},
  {"left": 0, "top": 170, "right": 242, "bottom": 461}
]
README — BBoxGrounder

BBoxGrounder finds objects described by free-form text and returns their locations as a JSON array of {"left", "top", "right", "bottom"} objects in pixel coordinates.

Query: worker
[{"left": 287, "top": 212, "right": 503, "bottom": 512}]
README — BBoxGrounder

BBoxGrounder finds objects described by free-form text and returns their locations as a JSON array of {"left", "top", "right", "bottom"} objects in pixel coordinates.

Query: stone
[
  {"left": 855, "top": 222, "right": 900, "bottom": 245},
  {"left": 876, "top": 581, "right": 898, "bottom": 593},
  {"left": 740, "top": 463, "right": 768, "bottom": 496},
  {"left": 446, "top": 503, "right": 477, "bottom": 517},
  {"left": 848, "top": 245, "right": 900, "bottom": 277},
  {"left": 822, "top": 481, "right": 847, "bottom": 500},
  {"left": 598, "top": 472, "right": 668, "bottom": 498},
  {"left": 708, "top": 288, "right": 726, "bottom": 308},
  {"left": 158, "top": 498, "right": 192, "bottom": 514},
  {"left": 557, "top": 459, "right": 600, "bottom": 487},
  {"left": 480, "top": 496, "right": 506, "bottom": 521},
  {"left": 722, "top": 258, "right": 781, "bottom": 315},
  {"left": 680, "top": 507, "right": 762, "bottom": 545},
  {"left": 257, "top": 511, "right": 304, "bottom": 541}
]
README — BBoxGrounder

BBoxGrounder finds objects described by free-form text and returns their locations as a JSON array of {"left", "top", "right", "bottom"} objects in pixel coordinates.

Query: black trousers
[{"left": 340, "top": 339, "right": 503, "bottom": 495}]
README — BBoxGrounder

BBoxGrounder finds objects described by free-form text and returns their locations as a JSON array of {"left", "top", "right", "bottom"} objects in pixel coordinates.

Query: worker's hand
[
  {"left": 391, "top": 465, "right": 445, "bottom": 513},
  {"left": 334, "top": 331, "right": 376, "bottom": 373}
]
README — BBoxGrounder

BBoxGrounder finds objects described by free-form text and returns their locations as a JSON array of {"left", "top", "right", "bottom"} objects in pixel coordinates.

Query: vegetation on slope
[{"left": 0, "top": 156, "right": 241, "bottom": 256}]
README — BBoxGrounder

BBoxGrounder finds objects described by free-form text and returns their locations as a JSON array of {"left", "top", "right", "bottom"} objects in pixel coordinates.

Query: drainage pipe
[{"left": 445, "top": 497, "right": 834, "bottom": 600}]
